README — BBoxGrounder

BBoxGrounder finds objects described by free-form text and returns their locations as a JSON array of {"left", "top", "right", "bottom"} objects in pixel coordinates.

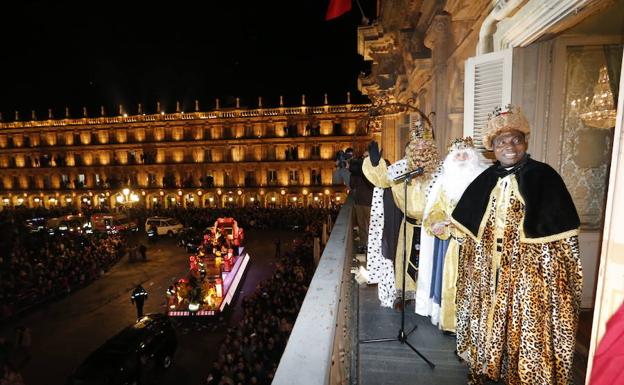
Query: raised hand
[{"left": 368, "top": 140, "right": 382, "bottom": 167}]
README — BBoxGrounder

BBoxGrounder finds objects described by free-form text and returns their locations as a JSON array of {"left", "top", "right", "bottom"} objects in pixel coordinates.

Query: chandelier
[{"left": 579, "top": 65, "right": 617, "bottom": 129}]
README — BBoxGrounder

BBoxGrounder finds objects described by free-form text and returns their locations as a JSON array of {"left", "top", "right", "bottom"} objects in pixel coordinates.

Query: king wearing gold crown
[
  {"left": 451, "top": 106, "right": 582, "bottom": 385},
  {"left": 420, "top": 136, "right": 488, "bottom": 332},
  {"left": 362, "top": 117, "right": 439, "bottom": 308}
]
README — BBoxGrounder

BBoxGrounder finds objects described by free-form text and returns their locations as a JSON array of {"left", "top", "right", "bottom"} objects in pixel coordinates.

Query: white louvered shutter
[{"left": 464, "top": 49, "right": 513, "bottom": 149}]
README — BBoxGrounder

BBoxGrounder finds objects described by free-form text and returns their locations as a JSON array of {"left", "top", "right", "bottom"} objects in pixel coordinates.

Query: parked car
[
  {"left": 46, "top": 215, "right": 90, "bottom": 235},
  {"left": 144, "top": 217, "right": 184, "bottom": 236},
  {"left": 91, "top": 213, "right": 138, "bottom": 233},
  {"left": 66, "top": 313, "right": 177, "bottom": 385},
  {"left": 25, "top": 217, "right": 46, "bottom": 233}
]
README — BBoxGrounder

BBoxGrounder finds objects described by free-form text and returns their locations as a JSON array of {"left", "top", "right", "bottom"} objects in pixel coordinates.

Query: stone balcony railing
[{"left": 273, "top": 197, "right": 355, "bottom": 385}]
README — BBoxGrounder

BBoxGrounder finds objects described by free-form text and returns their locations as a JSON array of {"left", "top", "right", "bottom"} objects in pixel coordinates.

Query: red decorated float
[{"left": 167, "top": 218, "right": 250, "bottom": 316}]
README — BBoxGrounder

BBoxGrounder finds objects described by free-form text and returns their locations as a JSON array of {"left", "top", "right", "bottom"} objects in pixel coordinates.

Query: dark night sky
[{"left": 0, "top": 0, "right": 375, "bottom": 118}]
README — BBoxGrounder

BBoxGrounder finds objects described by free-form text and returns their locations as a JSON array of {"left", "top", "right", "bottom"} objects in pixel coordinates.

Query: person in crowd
[
  {"left": 332, "top": 149, "right": 352, "bottom": 186},
  {"left": 273, "top": 239, "right": 281, "bottom": 258},
  {"left": 349, "top": 150, "right": 374, "bottom": 253},
  {"left": 131, "top": 284, "right": 149, "bottom": 319},
  {"left": 451, "top": 106, "right": 582, "bottom": 385},
  {"left": 138, "top": 244, "right": 147, "bottom": 261}
]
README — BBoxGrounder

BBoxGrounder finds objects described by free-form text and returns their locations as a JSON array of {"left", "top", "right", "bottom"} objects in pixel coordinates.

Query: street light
[{"left": 117, "top": 188, "right": 140, "bottom": 206}]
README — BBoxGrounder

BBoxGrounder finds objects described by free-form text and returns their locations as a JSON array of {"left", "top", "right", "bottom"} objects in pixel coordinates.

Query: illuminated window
[{"left": 289, "top": 170, "right": 299, "bottom": 184}]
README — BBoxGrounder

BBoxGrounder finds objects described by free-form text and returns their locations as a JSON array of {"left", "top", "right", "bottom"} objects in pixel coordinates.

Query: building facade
[{"left": 0, "top": 100, "right": 371, "bottom": 210}]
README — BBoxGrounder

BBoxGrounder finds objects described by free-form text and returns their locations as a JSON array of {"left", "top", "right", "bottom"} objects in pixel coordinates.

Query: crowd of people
[
  {"left": 0, "top": 203, "right": 336, "bottom": 385},
  {"left": 0, "top": 209, "right": 127, "bottom": 323},
  {"left": 205, "top": 233, "right": 317, "bottom": 385}
]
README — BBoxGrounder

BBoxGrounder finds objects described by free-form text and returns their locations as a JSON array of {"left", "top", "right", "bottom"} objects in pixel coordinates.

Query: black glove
[{"left": 368, "top": 141, "right": 382, "bottom": 167}]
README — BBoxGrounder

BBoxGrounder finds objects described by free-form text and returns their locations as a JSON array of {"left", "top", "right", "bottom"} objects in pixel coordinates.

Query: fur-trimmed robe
[
  {"left": 363, "top": 157, "right": 429, "bottom": 306},
  {"left": 451, "top": 156, "right": 583, "bottom": 385}
]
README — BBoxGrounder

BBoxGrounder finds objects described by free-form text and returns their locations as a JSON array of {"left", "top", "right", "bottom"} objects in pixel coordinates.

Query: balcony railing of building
[
  {"left": 273, "top": 198, "right": 355, "bottom": 385},
  {"left": 0, "top": 104, "right": 371, "bottom": 130}
]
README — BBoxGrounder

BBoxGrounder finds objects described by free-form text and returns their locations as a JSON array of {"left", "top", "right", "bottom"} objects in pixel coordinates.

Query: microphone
[{"left": 393, "top": 166, "right": 424, "bottom": 182}]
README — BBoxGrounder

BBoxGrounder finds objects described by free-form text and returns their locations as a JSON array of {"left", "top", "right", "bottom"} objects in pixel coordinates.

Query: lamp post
[{"left": 116, "top": 188, "right": 140, "bottom": 209}]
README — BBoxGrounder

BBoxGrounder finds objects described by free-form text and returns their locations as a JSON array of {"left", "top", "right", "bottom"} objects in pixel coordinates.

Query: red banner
[{"left": 326, "top": 0, "right": 351, "bottom": 20}]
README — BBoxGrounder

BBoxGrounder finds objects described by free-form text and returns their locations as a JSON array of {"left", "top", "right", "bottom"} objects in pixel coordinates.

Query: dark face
[{"left": 492, "top": 130, "right": 527, "bottom": 167}]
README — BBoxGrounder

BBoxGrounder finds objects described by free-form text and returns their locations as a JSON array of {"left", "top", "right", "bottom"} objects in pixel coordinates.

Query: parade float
[{"left": 167, "top": 218, "right": 249, "bottom": 316}]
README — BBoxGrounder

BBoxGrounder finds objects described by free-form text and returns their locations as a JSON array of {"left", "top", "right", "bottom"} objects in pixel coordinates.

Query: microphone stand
[{"left": 359, "top": 166, "right": 435, "bottom": 369}]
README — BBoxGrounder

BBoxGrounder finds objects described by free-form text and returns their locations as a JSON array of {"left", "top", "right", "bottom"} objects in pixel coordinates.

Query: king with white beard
[{"left": 418, "top": 137, "right": 488, "bottom": 332}]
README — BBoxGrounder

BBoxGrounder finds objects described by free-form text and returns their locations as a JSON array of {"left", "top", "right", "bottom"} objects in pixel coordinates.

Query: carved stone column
[{"left": 425, "top": 13, "right": 452, "bottom": 152}]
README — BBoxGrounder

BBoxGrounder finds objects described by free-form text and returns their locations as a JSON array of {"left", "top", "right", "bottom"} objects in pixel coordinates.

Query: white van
[{"left": 145, "top": 217, "right": 183, "bottom": 236}]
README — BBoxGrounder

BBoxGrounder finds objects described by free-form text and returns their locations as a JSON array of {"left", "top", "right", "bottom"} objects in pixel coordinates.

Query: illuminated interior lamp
[
  {"left": 292, "top": 197, "right": 297, "bottom": 202},
  {"left": 237, "top": 190, "right": 242, "bottom": 195},
  {"left": 188, "top": 302, "right": 200, "bottom": 312},
  {"left": 159, "top": 190, "right": 164, "bottom": 196},
  {"left": 152, "top": 197, "right": 157, "bottom": 202},
  {"left": 336, "top": 196, "right": 341, "bottom": 201},
  {"left": 228, "top": 197, "right": 233, "bottom": 202},
  {"left": 271, "top": 197, "right": 276, "bottom": 202},
  {"left": 250, "top": 197, "right": 255, "bottom": 202},
  {"left": 178, "top": 190, "right": 183, "bottom": 196},
  {"left": 314, "top": 196, "right": 319, "bottom": 201},
  {"left": 197, "top": 190, "right": 203, "bottom": 196},
  {"left": 208, "top": 197, "right": 214, "bottom": 202},
  {"left": 116, "top": 195, "right": 124, "bottom": 203},
  {"left": 130, "top": 193, "right": 139, "bottom": 202},
  {"left": 122, "top": 187, "right": 130, "bottom": 196},
  {"left": 280, "top": 190, "right": 286, "bottom": 195}
]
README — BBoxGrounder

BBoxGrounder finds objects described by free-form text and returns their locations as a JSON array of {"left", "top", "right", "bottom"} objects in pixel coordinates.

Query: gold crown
[
  {"left": 409, "top": 117, "right": 434, "bottom": 141},
  {"left": 447, "top": 137, "right": 474, "bottom": 152},
  {"left": 482, "top": 105, "right": 530, "bottom": 150}
]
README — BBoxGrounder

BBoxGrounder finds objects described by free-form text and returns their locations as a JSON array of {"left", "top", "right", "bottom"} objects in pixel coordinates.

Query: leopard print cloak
[{"left": 455, "top": 185, "right": 583, "bottom": 385}]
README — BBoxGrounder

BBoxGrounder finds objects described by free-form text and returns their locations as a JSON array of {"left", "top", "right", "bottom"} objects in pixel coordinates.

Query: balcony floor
[
  {"left": 356, "top": 284, "right": 468, "bottom": 385},
  {"left": 355, "top": 278, "right": 588, "bottom": 385}
]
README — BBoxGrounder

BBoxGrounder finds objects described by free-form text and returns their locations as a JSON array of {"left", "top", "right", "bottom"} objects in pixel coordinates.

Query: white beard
[{"left": 439, "top": 149, "right": 489, "bottom": 202}]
